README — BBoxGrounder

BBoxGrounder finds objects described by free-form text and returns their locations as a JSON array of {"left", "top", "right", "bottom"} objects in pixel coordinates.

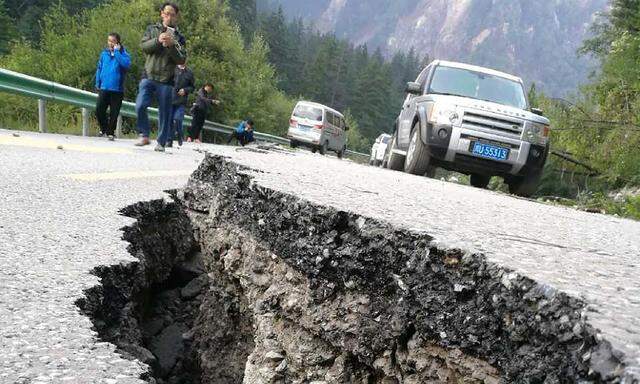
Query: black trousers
[
  {"left": 227, "top": 131, "right": 254, "bottom": 146},
  {"left": 189, "top": 108, "right": 206, "bottom": 140},
  {"left": 96, "top": 90, "right": 124, "bottom": 136}
]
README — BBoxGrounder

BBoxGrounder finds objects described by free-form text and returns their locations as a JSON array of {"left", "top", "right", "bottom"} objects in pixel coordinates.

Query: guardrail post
[
  {"left": 38, "top": 99, "right": 47, "bottom": 133},
  {"left": 116, "top": 115, "right": 123, "bottom": 138},
  {"left": 81, "top": 108, "right": 90, "bottom": 136}
]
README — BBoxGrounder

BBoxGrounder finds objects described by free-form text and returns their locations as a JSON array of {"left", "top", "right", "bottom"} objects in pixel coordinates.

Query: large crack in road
[{"left": 76, "top": 154, "right": 636, "bottom": 383}]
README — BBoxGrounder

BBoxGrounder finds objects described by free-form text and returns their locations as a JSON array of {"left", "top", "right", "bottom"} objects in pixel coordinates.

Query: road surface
[{"left": 0, "top": 129, "right": 638, "bottom": 382}]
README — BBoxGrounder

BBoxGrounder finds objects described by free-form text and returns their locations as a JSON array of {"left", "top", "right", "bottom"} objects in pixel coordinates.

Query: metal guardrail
[{"left": 0, "top": 67, "right": 368, "bottom": 159}]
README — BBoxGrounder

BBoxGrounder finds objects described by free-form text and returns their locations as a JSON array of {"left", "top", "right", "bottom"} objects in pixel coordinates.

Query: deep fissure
[{"left": 75, "top": 155, "right": 630, "bottom": 383}]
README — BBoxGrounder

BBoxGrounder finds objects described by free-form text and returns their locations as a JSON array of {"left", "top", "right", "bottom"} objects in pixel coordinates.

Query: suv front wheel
[
  {"left": 404, "top": 123, "right": 434, "bottom": 176},
  {"left": 470, "top": 174, "right": 491, "bottom": 189}
]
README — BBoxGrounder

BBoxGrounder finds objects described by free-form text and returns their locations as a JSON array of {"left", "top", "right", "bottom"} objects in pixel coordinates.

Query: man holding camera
[{"left": 134, "top": 2, "right": 186, "bottom": 152}]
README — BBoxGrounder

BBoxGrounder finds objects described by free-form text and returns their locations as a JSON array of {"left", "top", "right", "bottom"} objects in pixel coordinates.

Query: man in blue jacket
[
  {"left": 227, "top": 119, "right": 255, "bottom": 146},
  {"left": 95, "top": 32, "right": 131, "bottom": 140}
]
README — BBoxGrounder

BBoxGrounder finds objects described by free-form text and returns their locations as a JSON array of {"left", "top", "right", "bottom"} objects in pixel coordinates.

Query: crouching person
[{"left": 227, "top": 119, "right": 255, "bottom": 147}]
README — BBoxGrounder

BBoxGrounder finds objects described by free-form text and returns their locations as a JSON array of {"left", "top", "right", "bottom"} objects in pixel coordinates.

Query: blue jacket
[
  {"left": 95, "top": 48, "right": 131, "bottom": 92},
  {"left": 236, "top": 121, "right": 254, "bottom": 141}
]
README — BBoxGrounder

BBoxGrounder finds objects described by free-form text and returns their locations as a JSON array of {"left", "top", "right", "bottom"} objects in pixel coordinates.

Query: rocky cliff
[{"left": 259, "top": 0, "right": 609, "bottom": 96}]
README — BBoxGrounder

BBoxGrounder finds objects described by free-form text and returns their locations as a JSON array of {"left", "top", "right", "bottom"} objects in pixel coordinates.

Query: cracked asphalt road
[
  {"left": 1, "top": 129, "right": 638, "bottom": 382},
  {"left": 0, "top": 129, "right": 206, "bottom": 383},
  {"left": 210, "top": 145, "right": 640, "bottom": 380}
]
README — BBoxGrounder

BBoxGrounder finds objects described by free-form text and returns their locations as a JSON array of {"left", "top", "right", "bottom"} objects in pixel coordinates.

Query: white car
[{"left": 370, "top": 134, "right": 391, "bottom": 166}]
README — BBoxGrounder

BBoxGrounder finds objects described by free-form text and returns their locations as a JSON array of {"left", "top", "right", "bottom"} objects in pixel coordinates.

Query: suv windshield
[
  {"left": 428, "top": 66, "right": 527, "bottom": 109},
  {"left": 293, "top": 104, "right": 323, "bottom": 122}
]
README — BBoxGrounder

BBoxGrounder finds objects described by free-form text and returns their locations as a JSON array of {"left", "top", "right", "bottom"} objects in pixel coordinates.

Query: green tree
[
  {"left": 350, "top": 48, "right": 397, "bottom": 138},
  {"left": 0, "top": 0, "right": 291, "bottom": 135},
  {"left": 252, "top": 9, "right": 428, "bottom": 146},
  {"left": 5, "top": 0, "right": 105, "bottom": 43},
  {"left": 227, "top": 0, "right": 257, "bottom": 42},
  {"left": 258, "top": 7, "right": 293, "bottom": 90},
  {"left": 571, "top": 0, "right": 640, "bottom": 185},
  {"left": 343, "top": 109, "right": 369, "bottom": 153},
  {"left": 0, "top": 0, "right": 17, "bottom": 55}
]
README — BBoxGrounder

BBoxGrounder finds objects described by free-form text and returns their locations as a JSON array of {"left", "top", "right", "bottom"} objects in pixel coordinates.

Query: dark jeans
[
  {"left": 189, "top": 108, "right": 206, "bottom": 140},
  {"left": 96, "top": 90, "right": 123, "bottom": 136},
  {"left": 169, "top": 104, "right": 185, "bottom": 144},
  {"left": 135, "top": 79, "right": 173, "bottom": 146},
  {"left": 227, "top": 131, "right": 254, "bottom": 146}
]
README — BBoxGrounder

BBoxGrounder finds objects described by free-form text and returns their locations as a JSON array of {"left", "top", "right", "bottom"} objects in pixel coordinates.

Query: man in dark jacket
[
  {"left": 187, "top": 83, "right": 219, "bottom": 143},
  {"left": 134, "top": 2, "right": 187, "bottom": 152},
  {"left": 95, "top": 32, "right": 131, "bottom": 140},
  {"left": 167, "top": 62, "right": 194, "bottom": 147}
]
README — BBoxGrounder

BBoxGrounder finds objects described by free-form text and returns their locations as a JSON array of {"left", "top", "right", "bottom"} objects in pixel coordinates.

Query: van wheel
[
  {"left": 386, "top": 134, "right": 405, "bottom": 171},
  {"left": 404, "top": 123, "right": 432, "bottom": 175},
  {"left": 470, "top": 174, "right": 491, "bottom": 189},
  {"left": 290, "top": 140, "right": 298, "bottom": 149},
  {"left": 311, "top": 147, "right": 317, "bottom": 154},
  {"left": 337, "top": 147, "right": 345, "bottom": 159},
  {"left": 319, "top": 141, "right": 327, "bottom": 155}
]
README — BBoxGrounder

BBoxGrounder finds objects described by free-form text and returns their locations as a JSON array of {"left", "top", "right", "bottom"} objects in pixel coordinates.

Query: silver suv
[{"left": 385, "top": 60, "right": 551, "bottom": 197}]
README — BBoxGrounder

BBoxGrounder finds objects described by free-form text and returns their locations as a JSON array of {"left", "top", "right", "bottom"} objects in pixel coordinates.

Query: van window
[
  {"left": 326, "top": 112, "right": 336, "bottom": 127},
  {"left": 294, "top": 104, "right": 323, "bottom": 122},
  {"left": 381, "top": 136, "right": 390, "bottom": 144},
  {"left": 338, "top": 116, "right": 345, "bottom": 129}
]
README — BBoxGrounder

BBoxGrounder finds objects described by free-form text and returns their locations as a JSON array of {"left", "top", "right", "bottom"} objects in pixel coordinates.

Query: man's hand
[
  {"left": 178, "top": 89, "right": 186, "bottom": 96},
  {"left": 158, "top": 33, "right": 174, "bottom": 47},
  {"left": 114, "top": 44, "right": 121, "bottom": 51},
  {"left": 212, "top": 99, "right": 221, "bottom": 105}
]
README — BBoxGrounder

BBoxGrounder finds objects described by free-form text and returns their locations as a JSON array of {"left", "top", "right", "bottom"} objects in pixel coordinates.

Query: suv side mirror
[
  {"left": 531, "top": 107, "right": 544, "bottom": 116},
  {"left": 406, "top": 82, "right": 422, "bottom": 95}
]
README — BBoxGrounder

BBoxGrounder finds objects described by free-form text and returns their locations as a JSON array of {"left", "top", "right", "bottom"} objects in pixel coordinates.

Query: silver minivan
[{"left": 287, "top": 101, "right": 348, "bottom": 158}]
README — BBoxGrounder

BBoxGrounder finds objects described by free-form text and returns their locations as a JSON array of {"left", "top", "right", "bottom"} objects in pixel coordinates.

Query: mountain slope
[{"left": 258, "top": 0, "right": 608, "bottom": 96}]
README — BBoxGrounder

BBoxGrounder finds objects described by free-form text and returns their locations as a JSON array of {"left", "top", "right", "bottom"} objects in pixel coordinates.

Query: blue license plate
[
  {"left": 471, "top": 142, "right": 509, "bottom": 161},
  {"left": 298, "top": 125, "right": 311, "bottom": 132}
]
